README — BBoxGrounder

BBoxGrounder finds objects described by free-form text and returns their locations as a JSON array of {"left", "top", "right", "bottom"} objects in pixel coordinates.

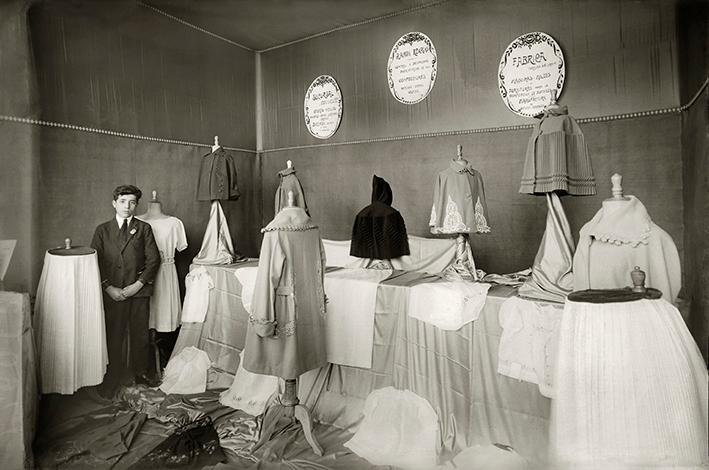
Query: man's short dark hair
[{"left": 113, "top": 185, "right": 142, "bottom": 201}]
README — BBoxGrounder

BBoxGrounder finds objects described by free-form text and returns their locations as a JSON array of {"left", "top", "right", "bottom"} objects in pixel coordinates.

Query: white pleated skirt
[
  {"left": 550, "top": 298, "right": 709, "bottom": 469},
  {"left": 35, "top": 250, "right": 108, "bottom": 394}
]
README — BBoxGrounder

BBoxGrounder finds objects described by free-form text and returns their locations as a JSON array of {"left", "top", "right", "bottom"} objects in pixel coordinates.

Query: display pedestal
[
  {"left": 253, "top": 378, "right": 323, "bottom": 458},
  {"left": 442, "top": 233, "right": 479, "bottom": 281}
]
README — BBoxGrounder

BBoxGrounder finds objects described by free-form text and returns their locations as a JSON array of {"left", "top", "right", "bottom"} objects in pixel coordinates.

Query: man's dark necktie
[{"left": 120, "top": 219, "right": 128, "bottom": 243}]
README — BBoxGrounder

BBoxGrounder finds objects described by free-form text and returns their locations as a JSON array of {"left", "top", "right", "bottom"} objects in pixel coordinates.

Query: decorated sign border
[
  {"left": 387, "top": 32, "right": 438, "bottom": 105},
  {"left": 304, "top": 75, "right": 343, "bottom": 139},
  {"left": 498, "top": 32, "right": 565, "bottom": 117}
]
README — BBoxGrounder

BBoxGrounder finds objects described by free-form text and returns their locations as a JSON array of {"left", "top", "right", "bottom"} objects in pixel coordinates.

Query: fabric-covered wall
[
  {"left": 678, "top": 0, "right": 708, "bottom": 363},
  {"left": 258, "top": 0, "right": 684, "bottom": 276},
  {"left": 0, "top": 0, "right": 40, "bottom": 293},
  {"left": 24, "top": 1, "right": 259, "bottom": 294}
]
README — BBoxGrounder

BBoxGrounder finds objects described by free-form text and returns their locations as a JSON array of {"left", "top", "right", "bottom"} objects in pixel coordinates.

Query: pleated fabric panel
[
  {"left": 550, "top": 298, "right": 709, "bottom": 469},
  {"left": 35, "top": 251, "right": 108, "bottom": 394}
]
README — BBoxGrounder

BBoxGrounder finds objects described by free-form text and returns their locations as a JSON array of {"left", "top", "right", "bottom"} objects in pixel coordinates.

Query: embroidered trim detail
[
  {"left": 431, "top": 196, "right": 473, "bottom": 233},
  {"left": 260, "top": 223, "right": 318, "bottom": 233},
  {"left": 475, "top": 197, "right": 491, "bottom": 233},
  {"left": 275, "top": 320, "right": 296, "bottom": 337},
  {"left": 591, "top": 231, "right": 651, "bottom": 247},
  {"left": 248, "top": 315, "right": 274, "bottom": 326}
]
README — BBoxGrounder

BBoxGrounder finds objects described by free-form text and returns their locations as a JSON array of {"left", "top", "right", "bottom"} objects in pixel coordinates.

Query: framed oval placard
[
  {"left": 387, "top": 32, "right": 437, "bottom": 104},
  {"left": 498, "top": 32, "right": 565, "bottom": 117},
  {"left": 304, "top": 75, "right": 343, "bottom": 139}
]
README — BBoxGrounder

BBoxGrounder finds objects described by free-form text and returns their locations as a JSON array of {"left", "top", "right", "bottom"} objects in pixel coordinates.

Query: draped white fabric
[
  {"left": 180, "top": 266, "right": 214, "bottom": 323},
  {"left": 408, "top": 280, "right": 491, "bottom": 330},
  {"left": 550, "top": 298, "right": 709, "bottom": 469},
  {"left": 219, "top": 350, "right": 279, "bottom": 416},
  {"left": 35, "top": 251, "right": 107, "bottom": 394},
  {"left": 159, "top": 346, "right": 211, "bottom": 395},
  {"left": 497, "top": 296, "right": 563, "bottom": 398},
  {"left": 322, "top": 235, "right": 456, "bottom": 274}
]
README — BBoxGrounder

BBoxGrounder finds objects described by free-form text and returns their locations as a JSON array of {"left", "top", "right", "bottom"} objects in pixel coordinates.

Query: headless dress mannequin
[
  {"left": 252, "top": 190, "right": 323, "bottom": 459},
  {"left": 138, "top": 190, "right": 170, "bottom": 221}
]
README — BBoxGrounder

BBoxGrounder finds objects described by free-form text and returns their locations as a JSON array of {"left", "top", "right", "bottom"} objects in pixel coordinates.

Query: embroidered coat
[
  {"left": 429, "top": 160, "right": 491, "bottom": 235},
  {"left": 242, "top": 207, "right": 328, "bottom": 379}
]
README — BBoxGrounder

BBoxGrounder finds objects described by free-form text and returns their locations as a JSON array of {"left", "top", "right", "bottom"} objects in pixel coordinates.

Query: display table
[
  {"left": 172, "top": 263, "right": 551, "bottom": 463},
  {"left": 550, "top": 296, "right": 709, "bottom": 469},
  {"left": 0, "top": 291, "right": 37, "bottom": 469}
]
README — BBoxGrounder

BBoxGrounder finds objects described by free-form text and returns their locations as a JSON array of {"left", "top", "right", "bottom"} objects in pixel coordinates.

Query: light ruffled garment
[
  {"left": 550, "top": 298, "right": 709, "bottom": 469},
  {"left": 159, "top": 346, "right": 212, "bottom": 395},
  {"left": 407, "top": 280, "right": 491, "bottom": 330},
  {"left": 497, "top": 296, "right": 563, "bottom": 398},
  {"left": 219, "top": 350, "right": 279, "bottom": 416},
  {"left": 345, "top": 387, "right": 440, "bottom": 470},
  {"left": 180, "top": 266, "right": 214, "bottom": 323}
]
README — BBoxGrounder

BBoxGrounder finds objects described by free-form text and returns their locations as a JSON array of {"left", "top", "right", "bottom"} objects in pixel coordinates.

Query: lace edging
[{"left": 261, "top": 223, "right": 318, "bottom": 233}]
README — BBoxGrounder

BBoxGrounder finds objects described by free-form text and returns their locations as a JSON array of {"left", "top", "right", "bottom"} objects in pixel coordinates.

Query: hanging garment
[
  {"left": 517, "top": 193, "right": 574, "bottom": 303},
  {"left": 572, "top": 195, "right": 681, "bottom": 302},
  {"left": 34, "top": 248, "right": 108, "bottom": 394},
  {"left": 219, "top": 350, "right": 279, "bottom": 416},
  {"left": 159, "top": 346, "right": 211, "bottom": 395},
  {"left": 242, "top": 206, "right": 328, "bottom": 379},
  {"left": 325, "top": 268, "right": 392, "bottom": 368},
  {"left": 550, "top": 297, "right": 708, "bottom": 469},
  {"left": 196, "top": 147, "right": 240, "bottom": 201},
  {"left": 351, "top": 175, "right": 410, "bottom": 259},
  {"left": 233, "top": 266, "right": 259, "bottom": 314},
  {"left": 137, "top": 216, "right": 188, "bottom": 332},
  {"left": 274, "top": 165, "right": 309, "bottom": 215},
  {"left": 344, "top": 387, "right": 440, "bottom": 470},
  {"left": 193, "top": 201, "right": 235, "bottom": 265},
  {"left": 429, "top": 160, "right": 491, "bottom": 234},
  {"left": 130, "top": 416, "right": 226, "bottom": 469},
  {"left": 497, "top": 296, "right": 563, "bottom": 398},
  {"left": 180, "top": 267, "right": 214, "bottom": 323},
  {"left": 519, "top": 105, "right": 596, "bottom": 195},
  {"left": 408, "top": 280, "right": 491, "bottom": 331}
]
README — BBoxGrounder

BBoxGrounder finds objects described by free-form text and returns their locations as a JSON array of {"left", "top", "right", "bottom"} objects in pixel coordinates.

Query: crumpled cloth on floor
[
  {"left": 36, "top": 404, "right": 146, "bottom": 468},
  {"left": 160, "top": 346, "right": 212, "bottom": 395},
  {"left": 215, "top": 413, "right": 260, "bottom": 463},
  {"left": 345, "top": 387, "right": 440, "bottom": 470},
  {"left": 129, "top": 416, "right": 226, "bottom": 469},
  {"left": 407, "top": 280, "right": 491, "bottom": 330},
  {"left": 220, "top": 350, "right": 279, "bottom": 416},
  {"left": 437, "top": 444, "right": 530, "bottom": 470},
  {"left": 497, "top": 296, "right": 563, "bottom": 398}
]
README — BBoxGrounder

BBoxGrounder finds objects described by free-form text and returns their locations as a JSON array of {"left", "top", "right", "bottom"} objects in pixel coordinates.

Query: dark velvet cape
[{"left": 350, "top": 175, "right": 410, "bottom": 260}]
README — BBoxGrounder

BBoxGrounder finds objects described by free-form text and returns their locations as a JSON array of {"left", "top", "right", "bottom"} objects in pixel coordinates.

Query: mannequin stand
[
  {"left": 253, "top": 378, "right": 323, "bottom": 458},
  {"left": 443, "top": 233, "right": 479, "bottom": 281}
]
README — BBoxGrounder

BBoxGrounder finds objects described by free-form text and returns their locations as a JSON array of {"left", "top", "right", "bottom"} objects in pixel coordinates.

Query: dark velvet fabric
[
  {"left": 350, "top": 175, "right": 410, "bottom": 260},
  {"left": 568, "top": 288, "right": 663, "bottom": 303}
]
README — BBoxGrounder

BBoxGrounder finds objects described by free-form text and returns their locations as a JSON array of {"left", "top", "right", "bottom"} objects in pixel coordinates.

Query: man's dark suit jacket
[{"left": 91, "top": 217, "right": 160, "bottom": 297}]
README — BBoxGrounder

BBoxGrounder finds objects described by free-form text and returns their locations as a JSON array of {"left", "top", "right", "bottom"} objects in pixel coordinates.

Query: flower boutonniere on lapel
[{"left": 129, "top": 228, "right": 137, "bottom": 236}]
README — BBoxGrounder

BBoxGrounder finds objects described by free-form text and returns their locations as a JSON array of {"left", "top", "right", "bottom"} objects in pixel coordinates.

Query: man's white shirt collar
[{"left": 116, "top": 215, "right": 134, "bottom": 228}]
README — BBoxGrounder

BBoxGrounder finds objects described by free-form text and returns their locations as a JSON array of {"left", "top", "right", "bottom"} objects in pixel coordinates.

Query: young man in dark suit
[{"left": 90, "top": 184, "right": 161, "bottom": 400}]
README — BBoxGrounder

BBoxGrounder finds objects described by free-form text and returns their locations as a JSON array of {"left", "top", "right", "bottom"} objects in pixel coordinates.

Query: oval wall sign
[
  {"left": 304, "top": 75, "right": 343, "bottom": 139},
  {"left": 498, "top": 32, "right": 565, "bottom": 117},
  {"left": 387, "top": 32, "right": 437, "bottom": 104}
]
